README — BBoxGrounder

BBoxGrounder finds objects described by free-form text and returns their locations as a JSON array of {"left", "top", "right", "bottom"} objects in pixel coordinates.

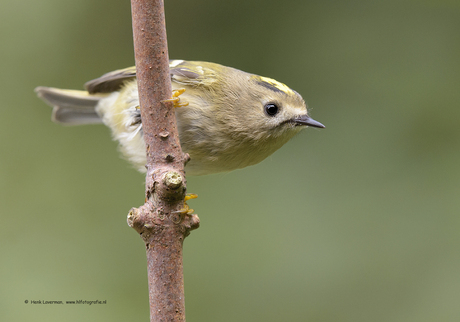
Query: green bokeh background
[{"left": 2, "top": 0, "right": 460, "bottom": 321}]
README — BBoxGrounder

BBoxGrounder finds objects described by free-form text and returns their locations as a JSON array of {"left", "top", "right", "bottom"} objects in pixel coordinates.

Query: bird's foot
[
  {"left": 162, "top": 88, "right": 189, "bottom": 108},
  {"left": 174, "top": 193, "right": 198, "bottom": 215}
]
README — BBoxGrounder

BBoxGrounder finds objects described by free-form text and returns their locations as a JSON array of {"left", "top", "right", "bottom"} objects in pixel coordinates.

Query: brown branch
[{"left": 128, "top": 1, "right": 199, "bottom": 321}]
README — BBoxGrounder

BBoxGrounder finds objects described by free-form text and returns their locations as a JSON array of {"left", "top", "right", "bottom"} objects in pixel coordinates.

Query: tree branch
[{"left": 128, "top": 1, "right": 199, "bottom": 321}]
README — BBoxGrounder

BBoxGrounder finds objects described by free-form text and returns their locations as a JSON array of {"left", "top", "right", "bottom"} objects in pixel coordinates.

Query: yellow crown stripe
[{"left": 252, "top": 76, "right": 294, "bottom": 95}]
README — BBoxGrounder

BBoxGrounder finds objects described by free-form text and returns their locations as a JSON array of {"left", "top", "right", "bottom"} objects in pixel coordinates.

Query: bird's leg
[
  {"left": 174, "top": 193, "right": 198, "bottom": 215},
  {"left": 162, "top": 88, "right": 189, "bottom": 108},
  {"left": 163, "top": 89, "right": 194, "bottom": 215}
]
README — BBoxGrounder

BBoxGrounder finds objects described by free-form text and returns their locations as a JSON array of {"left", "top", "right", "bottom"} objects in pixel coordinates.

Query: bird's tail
[{"left": 35, "top": 86, "right": 107, "bottom": 125}]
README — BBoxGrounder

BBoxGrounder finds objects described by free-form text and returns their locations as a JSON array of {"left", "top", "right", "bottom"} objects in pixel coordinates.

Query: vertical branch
[{"left": 128, "top": 1, "right": 199, "bottom": 321}]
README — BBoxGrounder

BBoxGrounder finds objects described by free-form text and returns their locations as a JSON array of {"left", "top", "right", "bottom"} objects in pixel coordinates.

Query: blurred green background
[{"left": 1, "top": 0, "right": 460, "bottom": 321}]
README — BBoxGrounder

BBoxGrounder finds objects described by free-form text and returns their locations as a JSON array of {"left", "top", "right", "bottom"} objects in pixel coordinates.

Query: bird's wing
[
  {"left": 84, "top": 60, "right": 219, "bottom": 94},
  {"left": 85, "top": 66, "right": 137, "bottom": 94}
]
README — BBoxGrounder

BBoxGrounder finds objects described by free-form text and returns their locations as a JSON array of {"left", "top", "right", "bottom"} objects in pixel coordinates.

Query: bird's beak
[{"left": 292, "top": 115, "right": 325, "bottom": 128}]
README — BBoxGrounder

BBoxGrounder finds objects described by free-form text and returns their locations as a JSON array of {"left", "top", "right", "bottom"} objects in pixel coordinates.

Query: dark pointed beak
[{"left": 292, "top": 115, "right": 325, "bottom": 128}]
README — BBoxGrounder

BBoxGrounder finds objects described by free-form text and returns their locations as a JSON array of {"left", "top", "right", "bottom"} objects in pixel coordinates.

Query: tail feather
[{"left": 35, "top": 86, "right": 106, "bottom": 125}]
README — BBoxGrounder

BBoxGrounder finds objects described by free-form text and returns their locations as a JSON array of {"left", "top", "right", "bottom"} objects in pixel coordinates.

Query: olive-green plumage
[{"left": 35, "top": 60, "right": 324, "bottom": 175}]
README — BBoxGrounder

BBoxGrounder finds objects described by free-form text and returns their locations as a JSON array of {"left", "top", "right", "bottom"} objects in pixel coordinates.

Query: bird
[{"left": 35, "top": 60, "right": 324, "bottom": 176}]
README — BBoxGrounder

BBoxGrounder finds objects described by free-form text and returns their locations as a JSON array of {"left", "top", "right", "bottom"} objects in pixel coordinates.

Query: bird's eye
[{"left": 264, "top": 103, "right": 279, "bottom": 117}]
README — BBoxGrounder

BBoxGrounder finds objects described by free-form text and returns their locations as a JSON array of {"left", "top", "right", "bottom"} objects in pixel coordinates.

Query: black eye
[{"left": 264, "top": 103, "right": 279, "bottom": 116}]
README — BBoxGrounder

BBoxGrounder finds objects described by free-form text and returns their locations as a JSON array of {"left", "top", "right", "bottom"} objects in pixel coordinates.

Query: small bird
[{"left": 35, "top": 60, "right": 324, "bottom": 175}]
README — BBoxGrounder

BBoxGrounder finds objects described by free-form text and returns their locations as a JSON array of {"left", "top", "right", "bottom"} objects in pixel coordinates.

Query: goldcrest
[{"left": 35, "top": 60, "right": 324, "bottom": 175}]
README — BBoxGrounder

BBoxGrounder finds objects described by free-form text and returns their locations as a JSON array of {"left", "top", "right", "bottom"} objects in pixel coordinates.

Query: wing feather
[
  {"left": 85, "top": 67, "right": 137, "bottom": 94},
  {"left": 84, "top": 60, "right": 219, "bottom": 94}
]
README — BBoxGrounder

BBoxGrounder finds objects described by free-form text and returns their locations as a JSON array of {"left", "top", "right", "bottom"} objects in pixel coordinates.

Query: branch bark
[{"left": 128, "top": 1, "right": 199, "bottom": 321}]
